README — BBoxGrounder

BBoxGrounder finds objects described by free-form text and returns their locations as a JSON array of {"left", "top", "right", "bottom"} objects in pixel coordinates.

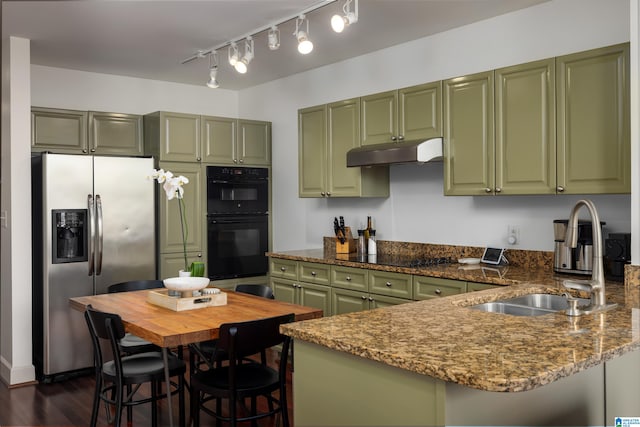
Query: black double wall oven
[{"left": 206, "top": 166, "right": 269, "bottom": 280}]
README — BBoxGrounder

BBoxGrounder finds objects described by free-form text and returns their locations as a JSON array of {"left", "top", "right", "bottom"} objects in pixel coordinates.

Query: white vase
[{"left": 178, "top": 269, "right": 192, "bottom": 277}]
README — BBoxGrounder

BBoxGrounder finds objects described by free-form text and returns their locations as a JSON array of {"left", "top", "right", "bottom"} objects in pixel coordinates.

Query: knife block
[{"left": 336, "top": 227, "right": 356, "bottom": 254}]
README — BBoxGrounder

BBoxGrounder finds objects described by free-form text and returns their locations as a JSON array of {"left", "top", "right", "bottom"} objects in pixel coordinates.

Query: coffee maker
[
  {"left": 604, "top": 232, "right": 631, "bottom": 280},
  {"left": 553, "top": 219, "right": 605, "bottom": 275}
]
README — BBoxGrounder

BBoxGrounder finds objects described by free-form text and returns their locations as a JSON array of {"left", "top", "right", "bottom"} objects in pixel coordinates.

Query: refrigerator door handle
[
  {"left": 96, "top": 194, "right": 104, "bottom": 276},
  {"left": 88, "top": 194, "right": 95, "bottom": 276}
]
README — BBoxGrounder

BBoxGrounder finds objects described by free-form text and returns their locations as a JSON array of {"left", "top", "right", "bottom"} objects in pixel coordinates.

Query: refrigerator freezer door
[
  {"left": 41, "top": 154, "right": 94, "bottom": 376},
  {"left": 93, "top": 156, "right": 155, "bottom": 295}
]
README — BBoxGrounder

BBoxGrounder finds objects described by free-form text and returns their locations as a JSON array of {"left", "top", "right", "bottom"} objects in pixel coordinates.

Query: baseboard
[{"left": 0, "top": 355, "right": 36, "bottom": 387}]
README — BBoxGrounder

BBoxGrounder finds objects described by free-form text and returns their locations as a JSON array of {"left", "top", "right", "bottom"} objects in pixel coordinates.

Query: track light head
[
  {"left": 207, "top": 51, "right": 220, "bottom": 88},
  {"left": 295, "top": 15, "right": 313, "bottom": 54},
  {"left": 331, "top": 0, "right": 358, "bottom": 33},
  {"left": 268, "top": 26, "right": 280, "bottom": 50},
  {"left": 234, "top": 36, "right": 254, "bottom": 74},
  {"left": 228, "top": 43, "right": 239, "bottom": 66}
]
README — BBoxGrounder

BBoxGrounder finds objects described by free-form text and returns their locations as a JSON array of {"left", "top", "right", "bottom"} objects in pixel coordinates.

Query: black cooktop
[{"left": 341, "top": 254, "right": 454, "bottom": 268}]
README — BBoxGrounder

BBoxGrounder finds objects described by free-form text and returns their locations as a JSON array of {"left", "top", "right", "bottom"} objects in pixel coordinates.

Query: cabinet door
[
  {"left": 331, "top": 265, "right": 368, "bottom": 292},
  {"left": 238, "top": 119, "right": 271, "bottom": 166},
  {"left": 89, "top": 112, "right": 144, "bottom": 156},
  {"left": 298, "top": 105, "right": 327, "bottom": 197},
  {"left": 327, "top": 99, "right": 362, "bottom": 197},
  {"left": 369, "top": 270, "right": 413, "bottom": 299},
  {"left": 158, "top": 162, "right": 203, "bottom": 254},
  {"left": 270, "top": 258, "right": 298, "bottom": 280},
  {"left": 414, "top": 277, "right": 467, "bottom": 300},
  {"left": 495, "top": 59, "right": 556, "bottom": 195},
  {"left": 299, "top": 282, "right": 331, "bottom": 316},
  {"left": 331, "top": 288, "right": 368, "bottom": 315},
  {"left": 31, "top": 108, "right": 88, "bottom": 154},
  {"left": 556, "top": 43, "right": 630, "bottom": 194},
  {"left": 399, "top": 81, "right": 442, "bottom": 141},
  {"left": 160, "top": 112, "right": 201, "bottom": 162},
  {"left": 160, "top": 251, "right": 204, "bottom": 279},
  {"left": 271, "top": 277, "right": 297, "bottom": 304},
  {"left": 201, "top": 116, "right": 237, "bottom": 165},
  {"left": 370, "top": 294, "right": 411, "bottom": 309},
  {"left": 467, "top": 282, "right": 498, "bottom": 292},
  {"left": 443, "top": 71, "right": 495, "bottom": 195},
  {"left": 361, "top": 90, "right": 397, "bottom": 145}
]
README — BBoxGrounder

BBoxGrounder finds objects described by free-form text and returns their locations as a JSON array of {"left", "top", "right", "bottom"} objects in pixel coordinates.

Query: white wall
[
  {"left": 239, "top": 0, "right": 632, "bottom": 252},
  {"left": 31, "top": 65, "right": 239, "bottom": 117}
]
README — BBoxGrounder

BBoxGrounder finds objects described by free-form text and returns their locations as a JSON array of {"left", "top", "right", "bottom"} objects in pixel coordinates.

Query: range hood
[{"left": 346, "top": 137, "right": 443, "bottom": 167}]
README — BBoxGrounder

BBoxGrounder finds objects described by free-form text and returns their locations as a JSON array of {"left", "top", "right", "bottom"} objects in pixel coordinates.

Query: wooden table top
[{"left": 70, "top": 290, "right": 323, "bottom": 348}]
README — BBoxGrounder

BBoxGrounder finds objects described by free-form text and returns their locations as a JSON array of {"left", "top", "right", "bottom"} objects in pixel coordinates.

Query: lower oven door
[{"left": 207, "top": 214, "right": 269, "bottom": 280}]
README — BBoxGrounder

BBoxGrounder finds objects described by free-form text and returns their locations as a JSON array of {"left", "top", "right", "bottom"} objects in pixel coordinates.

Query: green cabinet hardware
[
  {"left": 298, "top": 100, "right": 389, "bottom": 198},
  {"left": 413, "top": 276, "right": 467, "bottom": 300},
  {"left": 556, "top": 43, "right": 630, "bottom": 194},
  {"left": 467, "top": 282, "right": 499, "bottom": 292},
  {"left": 361, "top": 81, "right": 442, "bottom": 146},
  {"left": 32, "top": 107, "right": 143, "bottom": 156},
  {"left": 270, "top": 258, "right": 298, "bottom": 281}
]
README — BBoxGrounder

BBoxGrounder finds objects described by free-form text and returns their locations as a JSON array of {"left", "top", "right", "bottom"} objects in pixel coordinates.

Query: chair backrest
[
  {"left": 85, "top": 305, "right": 127, "bottom": 370},
  {"left": 234, "top": 284, "right": 274, "bottom": 299},
  {"left": 108, "top": 280, "right": 164, "bottom": 293},
  {"left": 217, "top": 313, "right": 294, "bottom": 361}
]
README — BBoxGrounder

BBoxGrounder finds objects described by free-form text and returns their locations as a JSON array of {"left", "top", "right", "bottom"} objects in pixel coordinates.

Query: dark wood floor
[{"left": 0, "top": 349, "right": 293, "bottom": 427}]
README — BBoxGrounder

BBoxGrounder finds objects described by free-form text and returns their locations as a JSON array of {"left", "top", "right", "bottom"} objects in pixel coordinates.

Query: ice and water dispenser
[{"left": 52, "top": 209, "right": 87, "bottom": 263}]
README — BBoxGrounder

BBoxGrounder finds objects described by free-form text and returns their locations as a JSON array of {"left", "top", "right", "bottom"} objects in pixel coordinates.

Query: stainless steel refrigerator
[{"left": 32, "top": 153, "right": 156, "bottom": 381}]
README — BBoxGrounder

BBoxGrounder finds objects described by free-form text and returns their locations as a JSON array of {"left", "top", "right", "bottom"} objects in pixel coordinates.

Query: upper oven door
[{"left": 207, "top": 166, "right": 269, "bottom": 214}]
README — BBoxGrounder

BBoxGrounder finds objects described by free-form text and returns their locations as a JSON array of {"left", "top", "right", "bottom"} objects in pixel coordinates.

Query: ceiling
[{"left": 2, "top": 0, "right": 550, "bottom": 91}]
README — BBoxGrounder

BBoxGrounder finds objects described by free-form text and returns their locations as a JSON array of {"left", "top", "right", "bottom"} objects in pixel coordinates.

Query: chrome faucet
[{"left": 562, "top": 199, "right": 615, "bottom": 314}]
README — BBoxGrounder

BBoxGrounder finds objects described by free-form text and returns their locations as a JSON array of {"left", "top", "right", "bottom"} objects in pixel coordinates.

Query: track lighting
[
  {"left": 206, "top": 52, "right": 219, "bottom": 88},
  {"left": 331, "top": 0, "right": 358, "bottom": 33},
  {"left": 234, "top": 36, "right": 254, "bottom": 74},
  {"left": 228, "top": 42, "right": 239, "bottom": 67},
  {"left": 268, "top": 26, "right": 280, "bottom": 50},
  {"left": 295, "top": 15, "right": 313, "bottom": 55}
]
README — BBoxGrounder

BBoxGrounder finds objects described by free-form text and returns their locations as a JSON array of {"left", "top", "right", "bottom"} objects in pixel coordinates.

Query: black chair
[
  {"left": 85, "top": 305, "right": 186, "bottom": 427},
  {"left": 190, "top": 313, "right": 294, "bottom": 427},
  {"left": 190, "top": 284, "right": 275, "bottom": 373},
  {"left": 108, "top": 280, "right": 164, "bottom": 354}
]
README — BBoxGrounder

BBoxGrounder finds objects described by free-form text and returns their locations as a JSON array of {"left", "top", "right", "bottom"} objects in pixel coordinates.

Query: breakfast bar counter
[{"left": 270, "top": 248, "right": 640, "bottom": 426}]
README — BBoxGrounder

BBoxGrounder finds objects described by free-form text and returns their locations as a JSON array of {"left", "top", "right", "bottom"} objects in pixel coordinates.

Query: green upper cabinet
[
  {"left": 361, "top": 82, "right": 442, "bottom": 146},
  {"left": 157, "top": 161, "right": 203, "bottom": 254},
  {"left": 298, "top": 104, "right": 327, "bottom": 197},
  {"left": 237, "top": 119, "right": 271, "bottom": 166},
  {"left": 201, "top": 115, "right": 237, "bottom": 164},
  {"left": 556, "top": 43, "right": 630, "bottom": 194},
  {"left": 88, "top": 111, "right": 144, "bottom": 156},
  {"left": 145, "top": 111, "right": 201, "bottom": 162},
  {"left": 298, "top": 100, "right": 389, "bottom": 198},
  {"left": 32, "top": 108, "right": 143, "bottom": 156},
  {"left": 495, "top": 58, "right": 556, "bottom": 195},
  {"left": 443, "top": 71, "right": 495, "bottom": 195},
  {"left": 32, "top": 108, "right": 88, "bottom": 154}
]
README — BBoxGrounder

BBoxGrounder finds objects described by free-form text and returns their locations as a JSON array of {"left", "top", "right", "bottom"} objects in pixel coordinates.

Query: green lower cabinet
[
  {"left": 369, "top": 294, "right": 413, "bottom": 309},
  {"left": 414, "top": 276, "right": 467, "bottom": 300},
  {"left": 270, "top": 258, "right": 298, "bottom": 281},
  {"left": 271, "top": 277, "right": 331, "bottom": 316},
  {"left": 467, "top": 282, "right": 499, "bottom": 292},
  {"left": 331, "top": 287, "right": 410, "bottom": 315},
  {"left": 159, "top": 251, "right": 205, "bottom": 280},
  {"left": 330, "top": 265, "right": 368, "bottom": 292},
  {"left": 369, "top": 270, "right": 413, "bottom": 299},
  {"left": 272, "top": 277, "right": 297, "bottom": 304}
]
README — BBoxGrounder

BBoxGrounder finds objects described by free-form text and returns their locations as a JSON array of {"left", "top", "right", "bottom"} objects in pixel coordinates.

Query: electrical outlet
[{"left": 507, "top": 225, "right": 520, "bottom": 245}]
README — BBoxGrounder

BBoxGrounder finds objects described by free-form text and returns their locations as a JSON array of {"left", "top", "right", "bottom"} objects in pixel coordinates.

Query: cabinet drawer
[
  {"left": 369, "top": 270, "right": 413, "bottom": 299},
  {"left": 467, "top": 282, "right": 499, "bottom": 292},
  {"left": 269, "top": 258, "right": 298, "bottom": 280},
  {"left": 414, "top": 277, "right": 466, "bottom": 300},
  {"left": 299, "top": 262, "right": 330, "bottom": 285},
  {"left": 331, "top": 266, "right": 368, "bottom": 292}
]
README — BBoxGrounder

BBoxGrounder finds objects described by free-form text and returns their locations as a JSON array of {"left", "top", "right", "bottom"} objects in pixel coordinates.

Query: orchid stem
[{"left": 178, "top": 197, "right": 189, "bottom": 272}]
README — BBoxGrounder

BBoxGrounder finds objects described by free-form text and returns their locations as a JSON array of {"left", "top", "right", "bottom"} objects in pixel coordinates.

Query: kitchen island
[{"left": 273, "top": 248, "right": 640, "bottom": 426}]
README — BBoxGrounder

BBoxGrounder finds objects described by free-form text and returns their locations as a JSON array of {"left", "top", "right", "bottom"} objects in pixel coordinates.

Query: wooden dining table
[{"left": 70, "top": 289, "right": 323, "bottom": 427}]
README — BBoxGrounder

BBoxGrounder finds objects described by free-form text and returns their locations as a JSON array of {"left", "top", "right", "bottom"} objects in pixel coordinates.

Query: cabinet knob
[
  {"left": 495, "top": 187, "right": 502, "bottom": 193},
  {"left": 346, "top": 276, "right": 352, "bottom": 281},
  {"left": 196, "top": 157, "right": 201, "bottom": 161},
  {"left": 557, "top": 186, "right": 565, "bottom": 192},
  {"left": 435, "top": 288, "right": 442, "bottom": 295},
  {"left": 485, "top": 188, "right": 492, "bottom": 193},
  {"left": 197, "top": 253, "right": 202, "bottom": 257},
  {"left": 391, "top": 136, "right": 397, "bottom": 141},
  {"left": 361, "top": 296, "right": 367, "bottom": 300},
  {"left": 311, "top": 271, "right": 316, "bottom": 276},
  {"left": 326, "top": 192, "right": 331, "bottom": 197},
  {"left": 280, "top": 266, "right": 287, "bottom": 272},
  {"left": 320, "top": 192, "right": 325, "bottom": 197},
  {"left": 82, "top": 149, "right": 88, "bottom": 153},
  {"left": 368, "top": 296, "right": 374, "bottom": 301},
  {"left": 90, "top": 148, "right": 96, "bottom": 153},
  {"left": 233, "top": 159, "right": 238, "bottom": 163},
  {"left": 385, "top": 281, "right": 392, "bottom": 287},
  {"left": 239, "top": 159, "right": 244, "bottom": 163},
  {"left": 398, "top": 135, "right": 405, "bottom": 141}
]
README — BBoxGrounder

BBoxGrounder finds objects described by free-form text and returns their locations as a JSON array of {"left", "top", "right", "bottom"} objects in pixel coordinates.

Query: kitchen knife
[{"left": 338, "top": 216, "right": 346, "bottom": 243}]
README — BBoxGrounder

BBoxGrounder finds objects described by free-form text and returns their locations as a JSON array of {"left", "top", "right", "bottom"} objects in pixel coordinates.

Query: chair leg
[
  {"left": 114, "top": 384, "right": 123, "bottom": 427},
  {"left": 126, "top": 384, "right": 133, "bottom": 427},
  {"left": 250, "top": 396, "right": 258, "bottom": 427},
  {"left": 190, "top": 385, "right": 200, "bottom": 427},
  {"left": 178, "top": 375, "right": 185, "bottom": 427},
  {"left": 151, "top": 380, "right": 158, "bottom": 427},
  {"left": 90, "top": 373, "right": 101, "bottom": 427},
  {"left": 230, "top": 394, "right": 237, "bottom": 427}
]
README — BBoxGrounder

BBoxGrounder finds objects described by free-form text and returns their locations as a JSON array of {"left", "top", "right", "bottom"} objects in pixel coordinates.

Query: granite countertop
[{"left": 270, "top": 249, "right": 640, "bottom": 392}]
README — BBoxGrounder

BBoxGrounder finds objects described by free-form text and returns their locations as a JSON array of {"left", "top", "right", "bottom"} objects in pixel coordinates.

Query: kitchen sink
[{"left": 470, "top": 293, "right": 591, "bottom": 316}]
